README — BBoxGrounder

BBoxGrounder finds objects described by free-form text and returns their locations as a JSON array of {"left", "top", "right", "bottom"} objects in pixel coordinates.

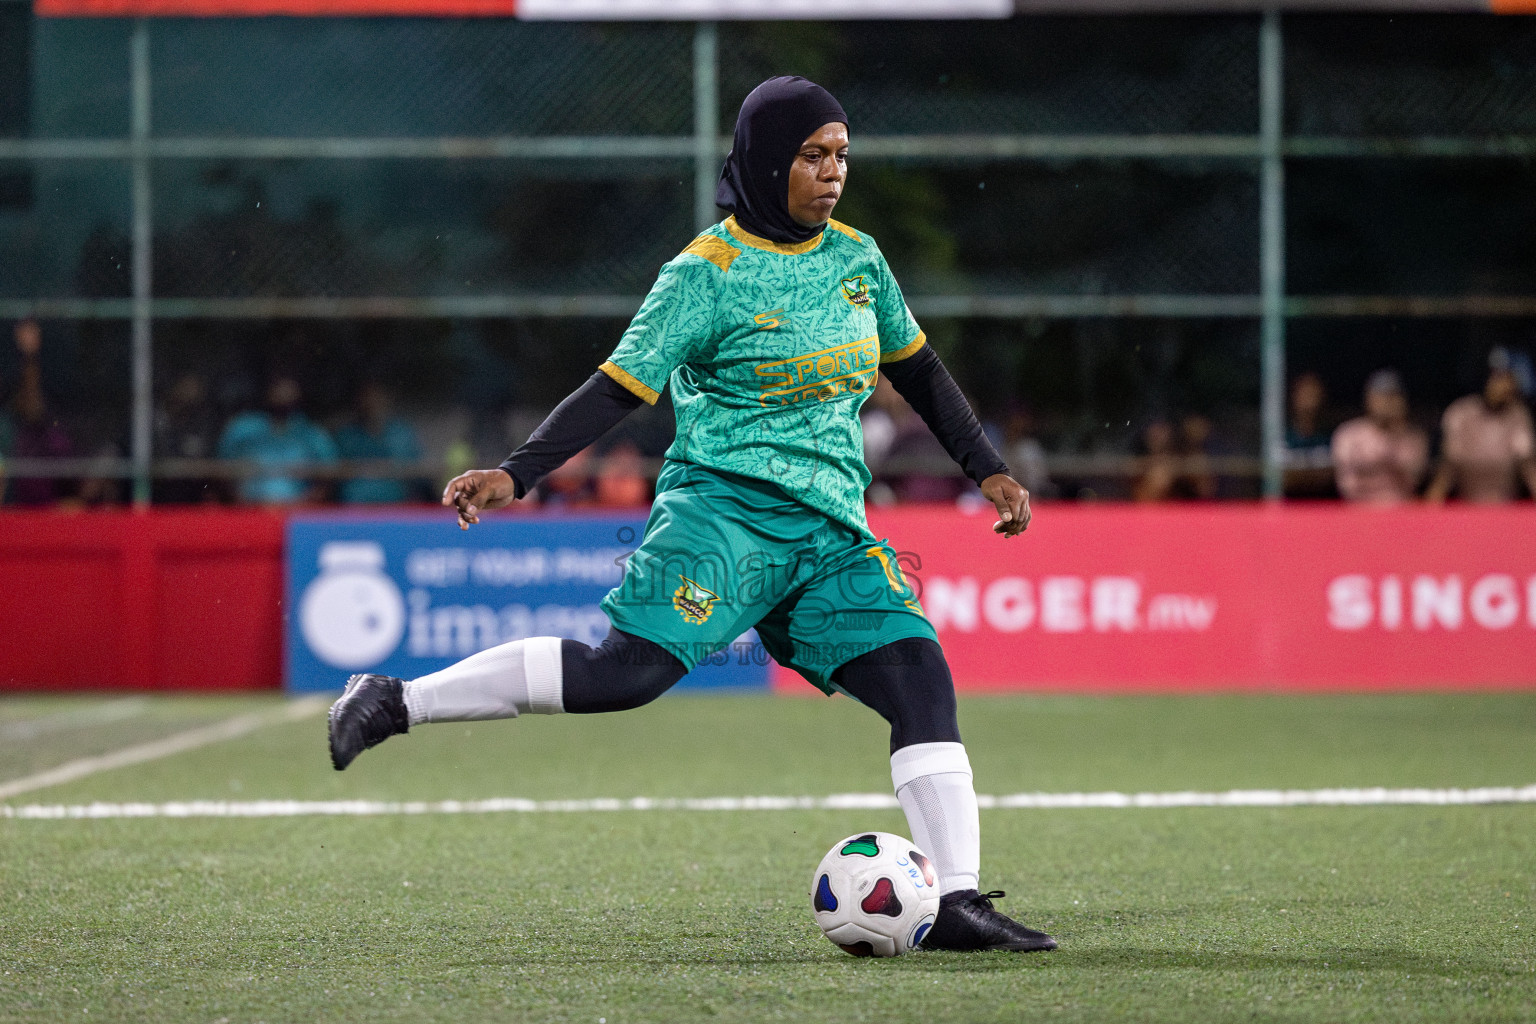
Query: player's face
[{"left": 787, "top": 122, "right": 849, "bottom": 229}]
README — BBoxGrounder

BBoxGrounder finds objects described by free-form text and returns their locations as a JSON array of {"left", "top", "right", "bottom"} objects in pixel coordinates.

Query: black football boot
[
  {"left": 921, "top": 890, "right": 1058, "bottom": 952},
  {"left": 328, "top": 674, "right": 409, "bottom": 771}
]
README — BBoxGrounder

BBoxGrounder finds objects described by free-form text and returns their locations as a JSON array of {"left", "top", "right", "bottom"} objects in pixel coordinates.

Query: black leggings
[{"left": 562, "top": 629, "right": 960, "bottom": 752}]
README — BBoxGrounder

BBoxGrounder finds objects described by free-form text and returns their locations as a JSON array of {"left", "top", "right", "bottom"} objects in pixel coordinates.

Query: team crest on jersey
[
  {"left": 673, "top": 576, "right": 719, "bottom": 625},
  {"left": 840, "top": 277, "right": 872, "bottom": 307}
]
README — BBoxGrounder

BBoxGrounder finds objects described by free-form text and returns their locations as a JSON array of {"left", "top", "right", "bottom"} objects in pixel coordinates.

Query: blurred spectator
[
  {"left": 153, "top": 371, "right": 221, "bottom": 503},
  {"left": 7, "top": 319, "right": 75, "bottom": 506},
  {"left": 1425, "top": 349, "right": 1536, "bottom": 503},
  {"left": 216, "top": 376, "right": 336, "bottom": 505},
  {"left": 539, "top": 445, "right": 595, "bottom": 507},
  {"left": 0, "top": 372, "right": 12, "bottom": 505},
  {"left": 1286, "top": 372, "right": 1329, "bottom": 454},
  {"left": 887, "top": 419, "right": 964, "bottom": 503},
  {"left": 1177, "top": 413, "right": 1219, "bottom": 500},
  {"left": 74, "top": 440, "right": 125, "bottom": 507},
  {"left": 1285, "top": 371, "right": 1336, "bottom": 498},
  {"left": 1132, "top": 420, "right": 1179, "bottom": 502},
  {"left": 1002, "top": 404, "right": 1055, "bottom": 499},
  {"left": 594, "top": 441, "right": 650, "bottom": 507},
  {"left": 334, "top": 381, "right": 424, "bottom": 504},
  {"left": 860, "top": 378, "right": 903, "bottom": 506},
  {"left": 1133, "top": 416, "right": 1216, "bottom": 501},
  {"left": 1331, "top": 369, "right": 1428, "bottom": 504},
  {"left": 872, "top": 378, "right": 966, "bottom": 503},
  {"left": 861, "top": 378, "right": 901, "bottom": 472}
]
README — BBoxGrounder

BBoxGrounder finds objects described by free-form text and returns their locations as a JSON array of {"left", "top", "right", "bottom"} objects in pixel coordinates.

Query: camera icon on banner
[{"left": 299, "top": 541, "right": 407, "bottom": 670}]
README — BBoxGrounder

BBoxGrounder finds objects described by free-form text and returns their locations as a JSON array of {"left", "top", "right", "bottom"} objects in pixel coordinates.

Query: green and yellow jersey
[{"left": 601, "top": 215, "right": 926, "bottom": 539}]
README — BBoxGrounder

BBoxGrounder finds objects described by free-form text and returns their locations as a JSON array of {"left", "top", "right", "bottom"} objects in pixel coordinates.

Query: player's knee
[
  {"left": 561, "top": 630, "right": 688, "bottom": 714},
  {"left": 840, "top": 638, "right": 961, "bottom": 750}
]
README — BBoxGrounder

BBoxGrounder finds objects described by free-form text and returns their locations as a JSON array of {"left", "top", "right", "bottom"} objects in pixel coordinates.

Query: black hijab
[{"left": 715, "top": 76, "right": 848, "bottom": 245}]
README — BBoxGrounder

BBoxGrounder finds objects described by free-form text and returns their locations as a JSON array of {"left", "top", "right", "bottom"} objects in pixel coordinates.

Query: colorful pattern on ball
[
  {"left": 813, "top": 873, "right": 838, "bottom": 913},
  {"left": 911, "top": 919, "right": 934, "bottom": 947},
  {"left": 859, "top": 877, "right": 904, "bottom": 918},
  {"left": 840, "top": 834, "right": 881, "bottom": 858},
  {"left": 909, "top": 849, "right": 937, "bottom": 888}
]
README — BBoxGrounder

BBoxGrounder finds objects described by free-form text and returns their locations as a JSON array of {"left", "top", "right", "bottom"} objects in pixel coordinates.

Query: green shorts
[{"left": 601, "top": 461, "right": 937, "bottom": 693}]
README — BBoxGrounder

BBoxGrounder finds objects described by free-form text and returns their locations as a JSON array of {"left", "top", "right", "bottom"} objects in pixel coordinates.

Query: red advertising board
[
  {"left": 34, "top": 0, "right": 514, "bottom": 13},
  {"left": 0, "top": 508, "right": 286, "bottom": 690},
  {"left": 31, "top": 0, "right": 1525, "bottom": 15},
  {"left": 1, "top": 505, "right": 1533, "bottom": 692},
  {"left": 33, "top": 0, "right": 1015, "bottom": 15},
  {"left": 766, "top": 504, "right": 1536, "bottom": 692}
]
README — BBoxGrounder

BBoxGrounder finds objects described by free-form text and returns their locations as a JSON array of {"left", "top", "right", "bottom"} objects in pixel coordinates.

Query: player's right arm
[{"left": 444, "top": 250, "right": 718, "bottom": 529}]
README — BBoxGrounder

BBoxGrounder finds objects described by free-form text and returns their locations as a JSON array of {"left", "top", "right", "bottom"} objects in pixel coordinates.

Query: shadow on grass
[
  {"left": 907, "top": 945, "right": 1515, "bottom": 977},
  {"left": 461, "top": 945, "right": 1515, "bottom": 976}
]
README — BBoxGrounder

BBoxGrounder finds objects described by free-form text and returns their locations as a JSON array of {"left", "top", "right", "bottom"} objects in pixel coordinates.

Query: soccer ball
[{"left": 810, "top": 831, "right": 941, "bottom": 957}]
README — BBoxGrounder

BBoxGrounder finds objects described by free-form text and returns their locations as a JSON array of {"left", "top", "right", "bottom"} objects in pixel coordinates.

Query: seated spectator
[
  {"left": 887, "top": 415, "right": 965, "bottom": 503},
  {"left": 539, "top": 445, "right": 595, "bottom": 507},
  {"left": 7, "top": 318, "right": 74, "bottom": 506},
  {"left": 217, "top": 376, "right": 336, "bottom": 505},
  {"left": 153, "top": 371, "right": 221, "bottom": 503},
  {"left": 1132, "top": 416, "right": 1216, "bottom": 502},
  {"left": 1331, "top": 369, "right": 1427, "bottom": 504},
  {"left": 0, "top": 369, "right": 13, "bottom": 505},
  {"left": 75, "top": 439, "right": 125, "bottom": 507},
  {"left": 594, "top": 441, "right": 650, "bottom": 507},
  {"left": 1425, "top": 349, "right": 1536, "bottom": 503},
  {"left": 860, "top": 378, "right": 901, "bottom": 473},
  {"left": 860, "top": 379, "right": 904, "bottom": 506},
  {"left": 1177, "top": 412, "right": 1219, "bottom": 500},
  {"left": 1003, "top": 404, "right": 1055, "bottom": 500},
  {"left": 874, "top": 378, "right": 967, "bottom": 504},
  {"left": 334, "top": 381, "right": 424, "bottom": 504},
  {"left": 1132, "top": 419, "right": 1180, "bottom": 502},
  {"left": 1285, "top": 371, "right": 1336, "bottom": 498}
]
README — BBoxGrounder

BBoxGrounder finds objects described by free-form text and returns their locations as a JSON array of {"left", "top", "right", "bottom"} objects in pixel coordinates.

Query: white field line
[
  {"left": 0, "top": 698, "right": 150, "bottom": 741},
  {"left": 0, "top": 698, "right": 328, "bottom": 801},
  {"left": 5, "top": 784, "right": 1535, "bottom": 820}
]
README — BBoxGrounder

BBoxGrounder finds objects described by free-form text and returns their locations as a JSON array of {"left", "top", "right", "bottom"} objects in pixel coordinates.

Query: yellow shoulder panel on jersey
[
  {"left": 599, "top": 360, "right": 661, "bottom": 405},
  {"left": 680, "top": 233, "right": 742, "bottom": 273},
  {"left": 880, "top": 331, "right": 927, "bottom": 364},
  {"left": 827, "top": 219, "right": 861, "bottom": 242},
  {"left": 723, "top": 216, "right": 825, "bottom": 255}
]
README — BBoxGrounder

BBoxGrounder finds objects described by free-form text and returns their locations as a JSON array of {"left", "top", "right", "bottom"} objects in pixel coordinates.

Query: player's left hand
[{"left": 981, "top": 473, "right": 1031, "bottom": 538}]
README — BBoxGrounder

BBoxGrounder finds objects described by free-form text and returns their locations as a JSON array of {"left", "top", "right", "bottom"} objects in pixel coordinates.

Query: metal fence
[{"left": 2, "top": 11, "right": 1535, "bottom": 501}]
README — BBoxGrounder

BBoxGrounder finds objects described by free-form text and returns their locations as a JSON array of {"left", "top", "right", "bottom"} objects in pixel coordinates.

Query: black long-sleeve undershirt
[
  {"left": 498, "top": 346, "right": 1010, "bottom": 499},
  {"left": 497, "top": 371, "right": 643, "bottom": 499},
  {"left": 880, "top": 343, "right": 1010, "bottom": 488}
]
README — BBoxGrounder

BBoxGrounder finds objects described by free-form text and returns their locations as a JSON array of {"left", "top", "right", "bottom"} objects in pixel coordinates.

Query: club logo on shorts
[
  {"left": 840, "top": 276, "right": 872, "bottom": 307},
  {"left": 673, "top": 575, "right": 719, "bottom": 625}
]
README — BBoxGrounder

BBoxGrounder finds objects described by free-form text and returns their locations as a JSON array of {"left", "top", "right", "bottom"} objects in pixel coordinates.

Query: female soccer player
[{"left": 328, "top": 77, "right": 1054, "bottom": 953}]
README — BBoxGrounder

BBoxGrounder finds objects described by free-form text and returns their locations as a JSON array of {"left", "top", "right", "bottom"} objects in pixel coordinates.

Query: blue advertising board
[{"left": 285, "top": 513, "right": 771, "bottom": 693}]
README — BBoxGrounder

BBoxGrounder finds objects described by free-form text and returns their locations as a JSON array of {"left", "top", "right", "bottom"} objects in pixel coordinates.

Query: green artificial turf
[{"left": 1, "top": 692, "right": 1533, "bottom": 1023}]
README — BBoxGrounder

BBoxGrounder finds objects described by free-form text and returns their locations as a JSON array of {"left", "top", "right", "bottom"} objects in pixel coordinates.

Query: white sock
[
  {"left": 401, "top": 636, "right": 565, "bottom": 725},
  {"left": 891, "top": 741, "right": 980, "bottom": 895}
]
